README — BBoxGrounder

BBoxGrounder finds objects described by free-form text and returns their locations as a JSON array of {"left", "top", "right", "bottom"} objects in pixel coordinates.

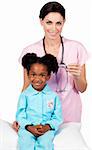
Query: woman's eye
[
  {"left": 56, "top": 22, "right": 62, "bottom": 25},
  {"left": 46, "top": 21, "right": 52, "bottom": 24}
]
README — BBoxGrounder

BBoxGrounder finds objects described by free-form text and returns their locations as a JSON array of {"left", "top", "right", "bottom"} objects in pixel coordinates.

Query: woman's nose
[{"left": 51, "top": 24, "right": 56, "bottom": 32}]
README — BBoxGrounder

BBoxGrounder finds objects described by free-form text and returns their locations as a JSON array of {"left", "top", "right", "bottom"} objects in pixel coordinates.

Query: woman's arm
[
  {"left": 67, "top": 64, "right": 87, "bottom": 93},
  {"left": 22, "top": 68, "right": 30, "bottom": 91}
]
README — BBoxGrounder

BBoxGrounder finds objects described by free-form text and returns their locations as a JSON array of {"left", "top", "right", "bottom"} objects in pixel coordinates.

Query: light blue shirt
[{"left": 16, "top": 84, "right": 63, "bottom": 131}]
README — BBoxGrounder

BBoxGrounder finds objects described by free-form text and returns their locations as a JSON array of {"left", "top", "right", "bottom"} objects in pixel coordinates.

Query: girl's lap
[{"left": 0, "top": 120, "right": 91, "bottom": 150}]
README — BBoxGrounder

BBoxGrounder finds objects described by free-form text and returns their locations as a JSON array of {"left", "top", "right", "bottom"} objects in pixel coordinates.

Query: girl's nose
[{"left": 35, "top": 76, "right": 42, "bottom": 82}]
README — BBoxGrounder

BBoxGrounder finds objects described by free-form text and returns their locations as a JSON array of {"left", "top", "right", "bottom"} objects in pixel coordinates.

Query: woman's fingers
[{"left": 67, "top": 64, "right": 82, "bottom": 78}]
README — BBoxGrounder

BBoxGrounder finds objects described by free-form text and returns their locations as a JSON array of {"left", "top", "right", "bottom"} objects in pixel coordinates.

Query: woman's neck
[
  {"left": 45, "top": 36, "right": 61, "bottom": 47},
  {"left": 44, "top": 36, "right": 61, "bottom": 57}
]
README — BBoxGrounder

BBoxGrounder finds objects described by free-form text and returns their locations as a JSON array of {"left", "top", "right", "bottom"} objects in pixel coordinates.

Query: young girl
[{"left": 16, "top": 53, "right": 63, "bottom": 150}]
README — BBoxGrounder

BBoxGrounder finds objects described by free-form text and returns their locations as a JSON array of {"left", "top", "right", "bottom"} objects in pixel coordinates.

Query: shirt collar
[{"left": 28, "top": 84, "right": 52, "bottom": 96}]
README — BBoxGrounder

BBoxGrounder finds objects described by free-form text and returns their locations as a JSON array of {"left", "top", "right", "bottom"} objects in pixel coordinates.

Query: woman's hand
[
  {"left": 67, "top": 64, "right": 81, "bottom": 79},
  {"left": 66, "top": 64, "right": 87, "bottom": 92},
  {"left": 12, "top": 121, "right": 20, "bottom": 132}
]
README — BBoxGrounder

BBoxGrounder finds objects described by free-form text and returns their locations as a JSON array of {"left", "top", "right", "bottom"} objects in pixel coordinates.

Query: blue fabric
[
  {"left": 16, "top": 84, "right": 63, "bottom": 149},
  {"left": 18, "top": 128, "right": 54, "bottom": 150}
]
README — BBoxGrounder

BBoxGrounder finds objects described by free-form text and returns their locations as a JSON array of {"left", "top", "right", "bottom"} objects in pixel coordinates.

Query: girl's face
[
  {"left": 40, "top": 12, "right": 65, "bottom": 40},
  {"left": 29, "top": 63, "right": 50, "bottom": 91}
]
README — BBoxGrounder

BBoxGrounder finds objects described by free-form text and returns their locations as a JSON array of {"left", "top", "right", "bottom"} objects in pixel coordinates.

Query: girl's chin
[{"left": 33, "top": 86, "right": 43, "bottom": 91}]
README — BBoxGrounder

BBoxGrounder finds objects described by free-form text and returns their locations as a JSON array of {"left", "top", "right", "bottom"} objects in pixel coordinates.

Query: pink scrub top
[{"left": 19, "top": 37, "right": 88, "bottom": 123}]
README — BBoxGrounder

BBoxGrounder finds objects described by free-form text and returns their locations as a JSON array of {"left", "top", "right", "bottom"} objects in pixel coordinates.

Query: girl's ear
[{"left": 46, "top": 75, "right": 51, "bottom": 81}]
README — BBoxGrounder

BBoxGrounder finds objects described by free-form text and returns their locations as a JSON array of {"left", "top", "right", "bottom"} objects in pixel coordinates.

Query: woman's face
[{"left": 40, "top": 12, "right": 65, "bottom": 40}]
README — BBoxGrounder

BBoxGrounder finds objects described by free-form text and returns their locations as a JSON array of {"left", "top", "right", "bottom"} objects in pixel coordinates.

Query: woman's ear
[
  {"left": 63, "top": 19, "right": 66, "bottom": 25},
  {"left": 61, "top": 19, "right": 66, "bottom": 29},
  {"left": 40, "top": 19, "right": 43, "bottom": 26}
]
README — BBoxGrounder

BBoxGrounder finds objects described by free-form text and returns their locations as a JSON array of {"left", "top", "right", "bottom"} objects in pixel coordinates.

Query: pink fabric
[{"left": 19, "top": 37, "right": 88, "bottom": 123}]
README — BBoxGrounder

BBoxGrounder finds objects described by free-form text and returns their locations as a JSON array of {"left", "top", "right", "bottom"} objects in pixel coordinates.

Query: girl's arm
[
  {"left": 16, "top": 94, "right": 32, "bottom": 128},
  {"left": 12, "top": 69, "right": 30, "bottom": 131}
]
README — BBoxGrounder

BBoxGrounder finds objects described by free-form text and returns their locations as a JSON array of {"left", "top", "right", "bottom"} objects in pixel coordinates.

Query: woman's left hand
[
  {"left": 66, "top": 64, "right": 81, "bottom": 79},
  {"left": 66, "top": 64, "right": 87, "bottom": 92}
]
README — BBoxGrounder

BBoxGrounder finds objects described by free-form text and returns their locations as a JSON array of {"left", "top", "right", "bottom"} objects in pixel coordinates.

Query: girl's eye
[
  {"left": 31, "top": 73, "right": 36, "bottom": 77},
  {"left": 40, "top": 74, "right": 46, "bottom": 77}
]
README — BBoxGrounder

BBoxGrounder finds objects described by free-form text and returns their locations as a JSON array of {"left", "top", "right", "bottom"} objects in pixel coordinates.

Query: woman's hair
[
  {"left": 22, "top": 53, "right": 59, "bottom": 75},
  {"left": 39, "top": 1, "right": 65, "bottom": 20}
]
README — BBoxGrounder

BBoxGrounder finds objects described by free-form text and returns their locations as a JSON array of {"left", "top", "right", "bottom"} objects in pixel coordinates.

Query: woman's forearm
[
  {"left": 22, "top": 68, "right": 30, "bottom": 92},
  {"left": 74, "top": 77, "right": 87, "bottom": 93}
]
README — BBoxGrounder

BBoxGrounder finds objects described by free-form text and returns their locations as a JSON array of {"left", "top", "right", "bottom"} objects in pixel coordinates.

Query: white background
[{"left": 0, "top": 0, "right": 92, "bottom": 148}]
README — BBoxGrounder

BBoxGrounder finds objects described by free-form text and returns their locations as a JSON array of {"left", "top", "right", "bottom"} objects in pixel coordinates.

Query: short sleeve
[
  {"left": 18, "top": 47, "right": 30, "bottom": 64},
  {"left": 77, "top": 43, "right": 89, "bottom": 66},
  {"left": 18, "top": 40, "right": 43, "bottom": 64},
  {"left": 18, "top": 43, "right": 36, "bottom": 64}
]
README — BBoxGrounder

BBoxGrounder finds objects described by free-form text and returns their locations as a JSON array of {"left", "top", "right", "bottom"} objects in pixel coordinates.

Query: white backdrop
[{"left": 0, "top": 0, "right": 92, "bottom": 148}]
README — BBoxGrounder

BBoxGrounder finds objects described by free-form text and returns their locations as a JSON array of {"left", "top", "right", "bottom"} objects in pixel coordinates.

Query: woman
[{"left": 0, "top": 1, "right": 90, "bottom": 150}]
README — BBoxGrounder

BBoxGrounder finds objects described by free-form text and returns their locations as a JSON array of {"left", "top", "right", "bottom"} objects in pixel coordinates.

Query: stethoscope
[{"left": 43, "top": 36, "right": 68, "bottom": 92}]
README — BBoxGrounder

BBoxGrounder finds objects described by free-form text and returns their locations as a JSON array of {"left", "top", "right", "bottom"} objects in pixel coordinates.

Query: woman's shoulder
[
  {"left": 63, "top": 37, "right": 87, "bottom": 53},
  {"left": 63, "top": 37, "right": 85, "bottom": 47},
  {"left": 23, "top": 39, "right": 43, "bottom": 51},
  {"left": 63, "top": 37, "right": 88, "bottom": 65},
  {"left": 19, "top": 39, "right": 43, "bottom": 63}
]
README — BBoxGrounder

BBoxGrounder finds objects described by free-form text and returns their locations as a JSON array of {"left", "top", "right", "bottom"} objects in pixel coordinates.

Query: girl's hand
[
  {"left": 12, "top": 121, "right": 20, "bottom": 132},
  {"left": 26, "top": 125, "right": 43, "bottom": 137},
  {"left": 37, "top": 124, "right": 51, "bottom": 134}
]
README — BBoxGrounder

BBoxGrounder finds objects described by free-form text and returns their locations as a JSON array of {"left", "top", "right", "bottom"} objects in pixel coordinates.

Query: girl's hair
[
  {"left": 39, "top": 1, "right": 65, "bottom": 20},
  {"left": 22, "top": 53, "right": 59, "bottom": 75}
]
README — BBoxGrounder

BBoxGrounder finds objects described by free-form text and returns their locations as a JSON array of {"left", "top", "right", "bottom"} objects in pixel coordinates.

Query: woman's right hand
[{"left": 12, "top": 121, "right": 20, "bottom": 132}]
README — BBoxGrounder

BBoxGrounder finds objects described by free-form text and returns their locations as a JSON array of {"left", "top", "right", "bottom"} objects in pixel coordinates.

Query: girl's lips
[{"left": 33, "top": 82, "right": 43, "bottom": 86}]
